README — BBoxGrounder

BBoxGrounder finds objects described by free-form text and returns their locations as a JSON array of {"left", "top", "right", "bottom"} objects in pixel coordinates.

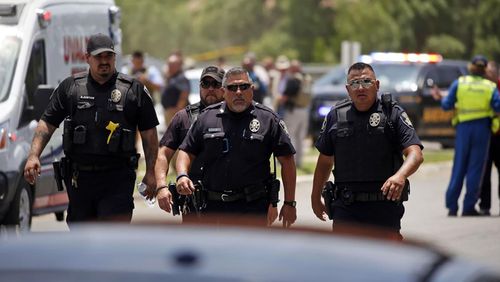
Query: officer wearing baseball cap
[
  {"left": 156, "top": 66, "right": 226, "bottom": 221},
  {"left": 24, "top": 33, "right": 159, "bottom": 225},
  {"left": 434, "top": 55, "right": 500, "bottom": 216},
  {"left": 86, "top": 33, "right": 116, "bottom": 56}
]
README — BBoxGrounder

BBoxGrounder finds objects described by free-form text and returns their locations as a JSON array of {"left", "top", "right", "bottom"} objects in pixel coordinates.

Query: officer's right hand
[
  {"left": 311, "top": 197, "right": 327, "bottom": 221},
  {"left": 176, "top": 176, "right": 195, "bottom": 195},
  {"left": 24, "top": 155, "right": 41, "bottom": 185},
  {"left": 157, "top": 187, "right": 173, "bottom": 213}
]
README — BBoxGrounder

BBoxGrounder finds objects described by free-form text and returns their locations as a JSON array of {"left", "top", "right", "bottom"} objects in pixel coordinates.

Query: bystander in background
[
  {"left": 280, "top": 60, "right": 312, "bottom": 168},
  {"left": 161, "top": 53, "right": 190, "bottom": 128}
]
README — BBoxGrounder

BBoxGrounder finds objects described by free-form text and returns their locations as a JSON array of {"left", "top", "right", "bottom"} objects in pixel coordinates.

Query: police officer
[
  {"left": 432, "top": 55, "right": 500, "bottom": 216},
  {"left": 311, "top": 62, "right": 423, "bottom": 239},
  {"left": 24, "top": 33, "right": 159, "bottom": 224},
  {"left": 155, "top": 65, "right": 226, "bottom": 216},
  {"left": 175, "top": 67, "right": 297, "bottom": 227}
]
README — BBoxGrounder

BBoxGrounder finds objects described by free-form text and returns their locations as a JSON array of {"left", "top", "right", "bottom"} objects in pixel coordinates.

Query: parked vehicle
[
  {"left": 0, "top": 223, "right": 499, "bottom": 282},
  {"left": 0, "top": 0, "right": 122, "bottom": 231},
  {"left": 309, "top": 52, "right": 468, "bottom": 147}
]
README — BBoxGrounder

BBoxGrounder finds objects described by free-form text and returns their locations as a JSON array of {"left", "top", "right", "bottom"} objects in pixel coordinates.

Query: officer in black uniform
[
  {"left": 176, "top": 67, "right": 297, "bottom": 227},
  {"left": 155, "top": 65, "right": 226, "bottom": 216},
  {"left": 311, "top": 62, "right": 423, "bottom": 239},
  {"left": 24, "top": 33, "right": 159, "bottom": 224}
]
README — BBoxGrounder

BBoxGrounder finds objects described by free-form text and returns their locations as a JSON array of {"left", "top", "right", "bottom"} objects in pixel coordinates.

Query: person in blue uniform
[
  {"left": 24, "top": 33, "right": 159, "bottom": 224},
  {"left": 155, "top": 65, "right": 226, "bottom": 216},
  {"left": 432, "top": 55, "right": 500, "bottom": 216},
  {"left": 175, "top": 67, "right": 297, "bottom": 227},
  {"left": 311, "top": 62, "right": 423, "bottom": 239}
]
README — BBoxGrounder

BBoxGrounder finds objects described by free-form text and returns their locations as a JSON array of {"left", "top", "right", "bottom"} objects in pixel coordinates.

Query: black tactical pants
[
  {"left": 199, "top": 197, "right": 269, "bottom": 226},
  {"left": 66, "top": 167, "right": 136, "bottom": 225},
  {"left": 330, "top": 199, "right": 405, "bottom": 240}
]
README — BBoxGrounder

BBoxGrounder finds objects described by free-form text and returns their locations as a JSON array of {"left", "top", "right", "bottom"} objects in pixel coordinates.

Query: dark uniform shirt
[
  {"left": 179, "top": 101, "right": 295, "bottom": 191},
  {"left": 316, "top": 99, "right": 422, "bottom": 157},
  {"left": 159, "top": 103, "right": 204, "bottom": 150},
  {"left": 42, "top": 71, "right": 158, "bottom": 164}
]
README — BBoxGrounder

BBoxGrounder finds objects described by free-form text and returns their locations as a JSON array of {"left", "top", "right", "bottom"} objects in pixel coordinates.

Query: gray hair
[{"left": 222, "top": 67, "right": 253, "bottom": 87}]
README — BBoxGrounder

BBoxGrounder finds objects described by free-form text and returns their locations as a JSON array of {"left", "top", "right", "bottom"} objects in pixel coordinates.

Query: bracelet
[
  {"left": 156, "top": 185, "right": 168, "bottom": 192},
  {"left": 176, "top": 173, "right": 189, "bottom": 182}
]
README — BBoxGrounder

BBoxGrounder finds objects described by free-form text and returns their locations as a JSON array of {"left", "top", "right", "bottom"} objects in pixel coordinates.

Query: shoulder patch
[
  {"left": 400, "top": 112, "right": 414, "bottom": 128},
  {"left": 320, "top": 117, "right": 328, "bottom": 133},
  {"left": 279, "top": 120, "right": 290, "bottom": 136}
]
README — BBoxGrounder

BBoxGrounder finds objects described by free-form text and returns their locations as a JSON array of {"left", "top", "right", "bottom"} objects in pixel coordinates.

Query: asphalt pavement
[{"left": 30, "top": 159, "right": 500, "bottom": 271}]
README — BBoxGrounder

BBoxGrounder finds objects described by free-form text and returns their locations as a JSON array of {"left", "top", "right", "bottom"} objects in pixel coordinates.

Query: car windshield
[
  {"left": 314, "top": 65, "right": 347, "bottom": 86},
  {"left": 0, "top": 33, "right": 21, "bottom": 102},
  {"left": 373, "top": 64, "right": 421, "bottom": 92}
]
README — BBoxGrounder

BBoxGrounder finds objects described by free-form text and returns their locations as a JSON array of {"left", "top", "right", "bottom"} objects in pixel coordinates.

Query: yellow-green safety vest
[{"left": 453, "top": 75, "right": 496, "bottom": 126}]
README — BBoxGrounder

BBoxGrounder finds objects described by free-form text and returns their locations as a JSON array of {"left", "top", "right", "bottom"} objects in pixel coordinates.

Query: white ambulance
[{"left": 0, "top": 0, "right": 122, "bottom": 231}]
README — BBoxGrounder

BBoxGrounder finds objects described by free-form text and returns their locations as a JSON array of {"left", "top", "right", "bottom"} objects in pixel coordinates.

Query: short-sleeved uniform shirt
[
  {"left": 42, "top": 71, "right": 158, "bottom": 163},
  {"left": 179, "top": 101, "right": 295, "bottom": 191},
  {"left": 161, "top": 71, "right": 190, "bottom": 108},
  {"left": 159, "top": 105, "right": 200, "bottom": 150},
  {"left": 316, "top": 99, "right": 422, "bottom": 157}
]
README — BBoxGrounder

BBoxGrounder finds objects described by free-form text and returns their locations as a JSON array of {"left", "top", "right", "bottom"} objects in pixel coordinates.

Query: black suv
[{"left": 309, "top": 55, "right": 468, "bottom": 147}]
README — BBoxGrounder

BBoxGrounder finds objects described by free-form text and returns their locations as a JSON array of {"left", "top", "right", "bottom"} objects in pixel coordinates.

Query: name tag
[
  {"left": 80, "top": 96, "right": 95, "bottom": 100},
  {"left": 208, "top": 128, "right": 222, "bottom": 132}
]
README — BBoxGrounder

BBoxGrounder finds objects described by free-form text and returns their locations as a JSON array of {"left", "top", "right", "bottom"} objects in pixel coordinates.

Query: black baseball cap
[
  {"left": 86, "top": 33, "right": 116, "bottom": 56},
  {"left": 201, "top": 65, "right": 225, "bottom": 83},
  {"left": 471, "top": 55, "right": 488, "bottom": 67}
]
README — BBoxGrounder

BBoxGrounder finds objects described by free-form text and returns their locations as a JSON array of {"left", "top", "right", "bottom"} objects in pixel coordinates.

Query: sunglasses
[
  {"left": 347, "top": 79, "right": 375, "bottom": 89},
  {"left": 200, "top": 80, "right": 222, "bottom": 89},
  {"left": 226, "top": 83, "right": 251, "bottom": 92}
]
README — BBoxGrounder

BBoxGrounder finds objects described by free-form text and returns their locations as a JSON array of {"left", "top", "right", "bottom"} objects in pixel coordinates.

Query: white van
[{"left": 0, "top": 0, "right": 122, "bottom": 231}]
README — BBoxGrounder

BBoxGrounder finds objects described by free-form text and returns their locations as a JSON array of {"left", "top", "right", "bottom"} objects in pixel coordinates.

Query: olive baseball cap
[
  {"left": 471, "top": 55, "right": 488, "bottom": 67},
  {"left": 201, "top": 65, "right": 225, "bottom": 82},
  {"left": 86, "top": 33, "right": 116, "bottom": 56}
]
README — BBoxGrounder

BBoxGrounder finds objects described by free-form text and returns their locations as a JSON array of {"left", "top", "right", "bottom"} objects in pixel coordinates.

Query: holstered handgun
[
  {"left": 321, "top": 181, "right": 336, "bottom": 220},
  {"left": 192, "top": 180, "right": 206, "bottom": 215},
  {"left": 401, "top": 179, "right": 410, "bottom": 202},
  {"left": 168, "top": 182, "right": 181, "bottom": 216},
  {"left": 52, "top": 161, "right": 64, "bottom": 192},
  {"left": 53, "top": 157, "right": 72, "bottom": 191},
  {"left": 267, "top": 178, "right": 280, "bottom": 207}
]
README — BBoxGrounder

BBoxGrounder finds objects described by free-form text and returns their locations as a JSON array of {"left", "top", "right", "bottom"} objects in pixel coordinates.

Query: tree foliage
[{"left": 115, "top": 0, "right": 500, "bottom": 63}]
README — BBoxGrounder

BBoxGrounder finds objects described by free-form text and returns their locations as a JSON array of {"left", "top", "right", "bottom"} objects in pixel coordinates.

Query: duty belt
[
  {"left": 206, "top": 183, "right": 268, "bottom": 203},
  {"left": 335, "top": 186, "right": 408, "bottom": 205},
  {"left": 72, "top": 162, "right": 129, "bottom": 172},
  {"left": 71, "top": 154, "right": 139, "bottom": 171},
  {"left": 206, "top": 190, "right": 247, "bottom": 202}
]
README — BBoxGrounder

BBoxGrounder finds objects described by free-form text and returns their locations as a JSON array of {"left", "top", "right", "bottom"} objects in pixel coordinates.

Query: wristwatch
[{"left": 283, "top": 200, "right": 296, "bottom": 207}]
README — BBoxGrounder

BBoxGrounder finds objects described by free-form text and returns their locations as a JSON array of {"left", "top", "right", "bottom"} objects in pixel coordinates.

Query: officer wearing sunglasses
[
  {"left": 155, "top": 66, "right": 225, "bottom": 220},
  {"left": 175, "top": 67, "right": 297, "bottom": 228},
  {"left": 311, "top": 62, "right": 424, "bottom": 239}
]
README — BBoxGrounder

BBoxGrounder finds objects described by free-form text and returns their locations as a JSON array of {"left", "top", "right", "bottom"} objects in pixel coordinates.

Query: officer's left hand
[
  {"left": 279, "top": 205, "right": 297, "bottom": 228},
  {"left": 381, "top": 174, "right": 406, "bottom": 201},
  {"left": 267, "top": 205, "right": 278, "bottom": 226}
]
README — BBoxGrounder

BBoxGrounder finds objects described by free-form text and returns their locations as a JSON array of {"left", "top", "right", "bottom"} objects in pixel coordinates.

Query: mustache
[{"left": 98, "top": 64, "right": 111, "bottom": 68}]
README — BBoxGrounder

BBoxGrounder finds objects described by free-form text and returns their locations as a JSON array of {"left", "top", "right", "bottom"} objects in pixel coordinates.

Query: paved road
[{"left": 31, "top": 161, "right": 500, "bottom": 270}]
